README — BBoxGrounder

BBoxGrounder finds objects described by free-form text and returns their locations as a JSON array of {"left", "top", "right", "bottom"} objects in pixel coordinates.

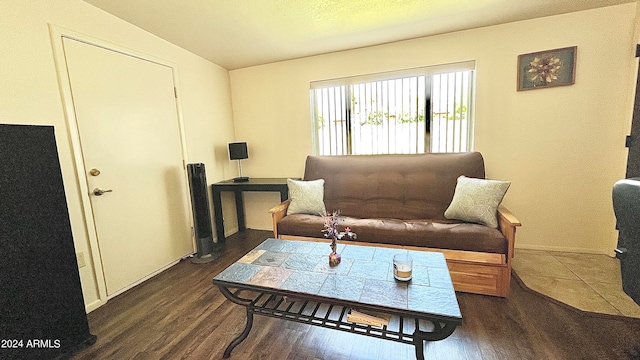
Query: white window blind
[{"left": 310, "top": 62, "right": 475, "bottom": 156}]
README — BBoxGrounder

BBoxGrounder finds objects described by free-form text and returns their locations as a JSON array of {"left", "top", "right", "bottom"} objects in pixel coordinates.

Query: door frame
[{"left": 49, "top": 25, "right": 194, "bottom": 311}]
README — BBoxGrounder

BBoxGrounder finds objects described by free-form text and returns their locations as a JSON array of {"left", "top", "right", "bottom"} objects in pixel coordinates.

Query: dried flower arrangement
[{"left": 322, "top": 210, "right": 357, "bottom": 266}]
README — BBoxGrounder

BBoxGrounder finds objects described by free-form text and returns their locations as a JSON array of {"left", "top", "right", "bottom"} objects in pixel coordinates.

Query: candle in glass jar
[{"left": 393, "top": 254, "right": 413, "bottom": 281}]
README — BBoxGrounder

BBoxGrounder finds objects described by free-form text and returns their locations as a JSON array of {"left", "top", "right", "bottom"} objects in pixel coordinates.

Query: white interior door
[{"left": 62, "top": 38, "right": 193, "bottom": 296}]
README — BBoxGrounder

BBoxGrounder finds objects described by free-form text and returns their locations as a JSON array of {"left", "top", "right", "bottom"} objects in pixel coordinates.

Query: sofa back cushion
[{"left": 303, "top": 152, "right": 486, "bottom": 220}]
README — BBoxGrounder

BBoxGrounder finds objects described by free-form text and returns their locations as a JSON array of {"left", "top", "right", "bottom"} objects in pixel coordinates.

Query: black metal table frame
[
  {"left": 211, "top": 178, "right": 290, "bottom": 242},
  {"left": 215, "top": 282, "right": 459, "bottom": 360}
]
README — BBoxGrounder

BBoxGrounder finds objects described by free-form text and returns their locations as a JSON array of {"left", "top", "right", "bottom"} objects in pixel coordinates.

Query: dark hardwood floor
[{"left": 72, "top": 230, "right": 640, "bottom": 360}]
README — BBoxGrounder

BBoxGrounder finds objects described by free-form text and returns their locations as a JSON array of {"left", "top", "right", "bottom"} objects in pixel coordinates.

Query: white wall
[
  {"left": 0, "top": 0, "right": 236, "bottom": 310},
  {"left": 230, "top": 4, "right": 638, "bottom": 255}
]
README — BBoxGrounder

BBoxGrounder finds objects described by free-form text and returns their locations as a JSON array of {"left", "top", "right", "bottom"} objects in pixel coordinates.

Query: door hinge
[
  {"left": 626, "top": 135, "right": 633, "bottom": 148},
  {"left": 174, "top": 87, "right": 178, "bottom": 98},
  {"left": 636, "top": 44, "right": 640, "bottom": 58}
]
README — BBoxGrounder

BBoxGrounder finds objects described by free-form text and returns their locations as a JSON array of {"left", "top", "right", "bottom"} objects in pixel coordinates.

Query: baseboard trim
[
  {"left": 85, "top": 299, "right": 105, "bottom": 313},
  {"left": 515, "top": 244, "right": 613, "bottom": 256}
]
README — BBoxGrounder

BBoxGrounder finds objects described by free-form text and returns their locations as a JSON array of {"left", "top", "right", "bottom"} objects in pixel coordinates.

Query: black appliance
[
  {"left": 613, "top": 178, "right": 640, "bottom": 305},
  {"left": 187, "top": 163, "right": 220, "bottom": 263}
]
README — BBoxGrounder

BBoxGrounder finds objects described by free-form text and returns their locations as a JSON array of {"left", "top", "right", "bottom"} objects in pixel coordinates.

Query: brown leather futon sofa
[{"left": 269, "top": 152, "right": 521, "bottom": 297}]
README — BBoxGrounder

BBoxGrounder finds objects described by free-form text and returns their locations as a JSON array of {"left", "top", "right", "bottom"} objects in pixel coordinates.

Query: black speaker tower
[
  {"left": 1, "top": 124, "right": 96, "bottom": 359},
  {"left": 187, "top": 163, "right": 220, "bottom": 263}
]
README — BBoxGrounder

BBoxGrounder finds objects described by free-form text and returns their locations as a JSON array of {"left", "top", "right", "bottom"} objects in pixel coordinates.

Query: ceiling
[{"left": 84, "top": 0, "right": 634, "bottom": 70}]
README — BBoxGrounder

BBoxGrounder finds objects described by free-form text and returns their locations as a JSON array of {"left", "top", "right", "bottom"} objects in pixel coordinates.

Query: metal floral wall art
[{"left": 517, "top": 46, "right": 576, "bottom": 91}]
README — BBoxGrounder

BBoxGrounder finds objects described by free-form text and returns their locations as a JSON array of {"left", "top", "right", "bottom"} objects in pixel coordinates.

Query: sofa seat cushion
[{"left": 277, "top": 214, "right": 508, "bottom": 255}]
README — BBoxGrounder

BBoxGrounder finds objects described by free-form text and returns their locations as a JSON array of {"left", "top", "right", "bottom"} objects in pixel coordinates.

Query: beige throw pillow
[
  {"left": 444, "top": 176, "right": 510, "bottom": 228},
  {"left": 286, "top": 179, "right": 326, "bottom": 216}
]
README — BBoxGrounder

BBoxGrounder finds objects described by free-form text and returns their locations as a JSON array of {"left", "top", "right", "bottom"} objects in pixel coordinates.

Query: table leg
[
  {"left": 414, "top": 337, "right": 425, "bottom": 360},
  {"left": 224, "top": 306, "right": 254, "bottom": 359},
  {"left": 218, "top": 286, "right": 255, "bottom": 359},
  {"left": 234, "top": 190, "right": 245, "bottom": 231},
  {"left": 413, "top": 320, "right": 457, "bottom": 360},
  {"left": 212, "top": 186, "right": 225, "bottom": 243}
]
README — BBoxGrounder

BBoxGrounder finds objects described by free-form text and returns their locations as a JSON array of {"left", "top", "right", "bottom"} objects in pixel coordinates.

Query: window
[{"left": 310, "top": 62, "right": 475, "bottom": 156}]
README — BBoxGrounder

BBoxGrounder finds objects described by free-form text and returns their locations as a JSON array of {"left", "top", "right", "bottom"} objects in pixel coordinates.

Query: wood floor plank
[{"left": 72, "top": 230, "right": 640, "bottom": 360}]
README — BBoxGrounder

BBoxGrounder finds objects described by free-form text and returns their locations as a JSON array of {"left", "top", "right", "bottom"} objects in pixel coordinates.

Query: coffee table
[{"left": 213, "top": 238, "right": 462, "bottom": 359}]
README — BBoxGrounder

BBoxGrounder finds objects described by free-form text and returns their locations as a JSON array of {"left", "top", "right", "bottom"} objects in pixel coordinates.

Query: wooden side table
[{"left": 212, "top": 178, "right": 291, "bottom": 242}]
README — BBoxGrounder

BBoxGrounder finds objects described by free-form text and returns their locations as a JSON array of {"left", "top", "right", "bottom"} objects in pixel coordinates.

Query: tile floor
[{"left": 512, "top": 248, "right": 640, "bottom": 319}]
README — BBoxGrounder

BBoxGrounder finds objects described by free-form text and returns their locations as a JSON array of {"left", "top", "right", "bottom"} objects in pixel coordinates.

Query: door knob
[{"left": 93, "top": 188, "right": 113, "bottom": 196}]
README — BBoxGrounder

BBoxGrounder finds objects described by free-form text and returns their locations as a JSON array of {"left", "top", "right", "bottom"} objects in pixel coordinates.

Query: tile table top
[{"left": 214, "top": 238, "right": 461, "bottom": 319}]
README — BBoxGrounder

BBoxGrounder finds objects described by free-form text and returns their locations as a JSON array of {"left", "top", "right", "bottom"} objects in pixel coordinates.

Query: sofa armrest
[
  {"left": 498, "top": 205, "right": 521, "bottom": 261},
  {"left": 268, "top": 199, "right": 291, "bottom": 238}
]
